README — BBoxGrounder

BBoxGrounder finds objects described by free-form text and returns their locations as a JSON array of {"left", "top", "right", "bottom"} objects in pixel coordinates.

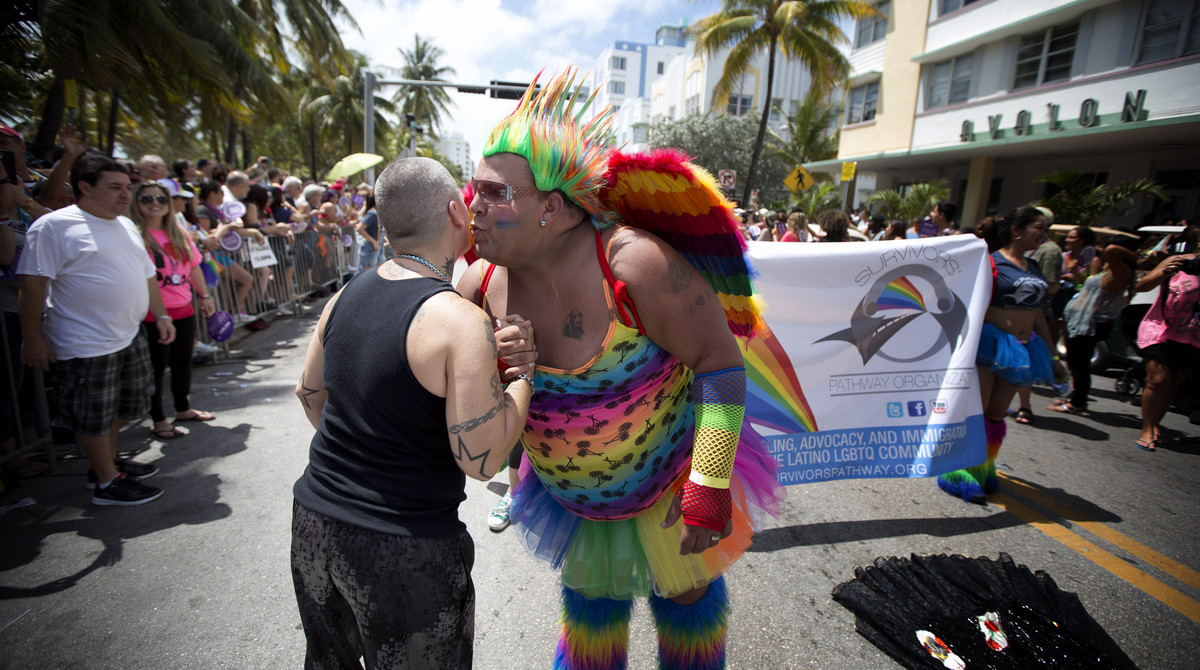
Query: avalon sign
[{"left": 960, "top": 89, "right": 1147, "bottom": 142}]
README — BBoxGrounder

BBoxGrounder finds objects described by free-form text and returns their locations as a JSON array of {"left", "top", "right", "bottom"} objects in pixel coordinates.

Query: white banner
[
  {"left": 247, "top": 240, "right": 278, "bottom": 269},
  {"left": 742, "top": 236, "right": 992, "bottom": 485}
]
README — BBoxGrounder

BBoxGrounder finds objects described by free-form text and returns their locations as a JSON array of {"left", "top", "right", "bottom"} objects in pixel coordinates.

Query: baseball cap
[
  {"left": 0, "top": 124, "right": 21, "bottom": 141},
  {"left": 157, "top": 178, "right": 194, "bottom": 198},
  {"left": 1034, "top": 206, "right": 1055, "bottom": 225}
]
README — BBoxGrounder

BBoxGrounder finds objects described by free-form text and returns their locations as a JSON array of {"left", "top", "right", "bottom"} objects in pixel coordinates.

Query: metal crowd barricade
[
  {"left": 196, "top": 228, "right": 354, "bottom": 350},
  {"left": 0, "top": 311, "right": 58, "bottom": 474}
]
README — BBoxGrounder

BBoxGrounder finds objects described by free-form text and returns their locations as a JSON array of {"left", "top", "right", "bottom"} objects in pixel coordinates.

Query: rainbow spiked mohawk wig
[{"left": 483, "top": 68, "right": 618, "bottom": 227}]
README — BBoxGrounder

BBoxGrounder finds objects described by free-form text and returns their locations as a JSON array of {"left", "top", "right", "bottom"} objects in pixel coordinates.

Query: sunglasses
[
  {"left": 139, "top": 194, "right": 169, "bottom": 205},
  {"left": 470, "top": 178, "right": 541, "bottom": 204}
]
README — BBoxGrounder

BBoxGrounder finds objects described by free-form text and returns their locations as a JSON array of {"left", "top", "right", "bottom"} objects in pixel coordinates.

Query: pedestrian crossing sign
[{"left": 785, "top": 166, "right": 815, "bottom": 194}]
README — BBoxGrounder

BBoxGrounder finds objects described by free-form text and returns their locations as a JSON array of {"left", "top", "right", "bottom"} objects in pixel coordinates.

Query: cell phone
[{"left": 0, "top": 150, "right": 17, "bottom": 186}]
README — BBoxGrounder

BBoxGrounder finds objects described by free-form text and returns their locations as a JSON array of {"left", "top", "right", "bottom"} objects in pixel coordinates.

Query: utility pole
[{"left": 363, "top": 70, "right": 376, "bottom": 183}]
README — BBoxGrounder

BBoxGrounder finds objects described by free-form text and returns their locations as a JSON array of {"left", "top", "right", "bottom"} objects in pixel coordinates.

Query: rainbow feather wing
[{"left": 601, "top": 149, "right": 764, "bottom": 338}]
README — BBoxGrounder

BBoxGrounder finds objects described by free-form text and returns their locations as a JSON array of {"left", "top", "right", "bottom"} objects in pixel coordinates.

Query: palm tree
[
  {"left": 24, "top": 0, "right": 285, "bottom": 158},
  {"left": 691, "top": 0, "right": 876, "bottom": 209},
  {"left": 794, "top": 181, "right": 841, "bottom": 219},
  {"left": 866, "top": 179, "right": 950, "bottom": 224},
  {"left": 394, "top": 35, "right": 457, "bottom": 138},
  {"left": 769, "top": 89, "right": 840, "bottom": 170},
  {"left": 1035, "top": 170, "right": 1168, "bottom": 228},
  {"left": 303, "top": 52, "right": 396, "bottom": 168}
]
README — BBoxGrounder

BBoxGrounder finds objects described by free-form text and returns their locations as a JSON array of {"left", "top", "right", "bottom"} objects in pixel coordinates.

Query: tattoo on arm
[
  {"left": 449, "top": 401, "right": 504, "bottom": 434},
  {"left": 667, "top": 260, "right": 691, "bottom": 294},
  {"left": 563, "top": 309, "right": 584, "bottom": 339},
  {"left": 454, "top": 435, "right": 492, "bottom": 478},
  {"left": 298, "top": 370, "right": 322, "bottom": 409}
]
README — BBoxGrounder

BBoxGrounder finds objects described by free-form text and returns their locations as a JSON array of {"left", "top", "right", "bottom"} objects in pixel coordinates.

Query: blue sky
[{"left": 336, "top": 0, "right": 723, "bottom": 166}]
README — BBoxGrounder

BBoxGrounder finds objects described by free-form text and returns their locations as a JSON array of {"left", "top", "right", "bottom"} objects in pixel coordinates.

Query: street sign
[
  {"left": 718, "top": 169, "right": 736, "bottom": 189},
  {"left": 841, "top": 161, "right": 858, "bottom": 181},
  {"left": 784, "top": 166, "right": 815, "bottom": 194}
]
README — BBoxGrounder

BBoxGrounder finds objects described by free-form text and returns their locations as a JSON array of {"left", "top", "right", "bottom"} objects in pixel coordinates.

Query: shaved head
[{"left": 375, "top": 157, "right": 462, "bottom": 245}]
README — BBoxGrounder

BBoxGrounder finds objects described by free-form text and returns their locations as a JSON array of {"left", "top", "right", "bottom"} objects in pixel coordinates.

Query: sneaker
[
  {"left": 86, "top": 459, "right": 160, "bottom": 489},
  {"left": 194, "top": 341, "right": 220, "bottom": 354},
  {"left": 488, "top": 493, "right": 512, "bottom": 532},
  {"left": 277, "top": 304, "right": 294, "bottom": 316},
  {"left": 92, "top": 473, "right": 163, "bottom": 506},
  {"left": 235, "top": 312, "right": 256, "bottom": 324}
]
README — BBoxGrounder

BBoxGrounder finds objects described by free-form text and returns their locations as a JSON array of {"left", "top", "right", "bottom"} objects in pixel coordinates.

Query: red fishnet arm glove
[{"left": 680, "top": 480, "right": 731, "bottom": 532}]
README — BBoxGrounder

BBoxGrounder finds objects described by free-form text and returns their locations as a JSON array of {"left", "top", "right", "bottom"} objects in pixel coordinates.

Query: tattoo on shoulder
[
  {"left": 484, "top": 318, "right": 497, "bottom": 348},
  {"left": 563, "top": 309, "right": 584, "bottom": 339},
  {"left": 454, "top": 435, "right": 491, "bottom": 478},
  {"left": 668, "top": 260, "right": 691, "bottom": 294},
  {"left": 449, "top": 401, "right": 504, "bottom": 434},
  {"left": 298, "top": 370, "right": 322, "bottom": 409}
]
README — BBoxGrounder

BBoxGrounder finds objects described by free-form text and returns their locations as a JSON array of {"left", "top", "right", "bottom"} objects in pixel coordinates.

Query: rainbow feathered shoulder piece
[{"left": 600, "top": 148, "right": 765, "bottom": 340}]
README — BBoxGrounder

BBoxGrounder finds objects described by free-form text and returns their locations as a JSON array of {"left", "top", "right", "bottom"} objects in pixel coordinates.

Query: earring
[{"left": 540, "top": 220, "right": 546, "bottom": 227}]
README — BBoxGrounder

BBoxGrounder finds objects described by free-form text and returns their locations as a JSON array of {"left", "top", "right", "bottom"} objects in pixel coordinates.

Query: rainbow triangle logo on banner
[{"left": 740, "top": 324, "right": 818, "bottom": 435}]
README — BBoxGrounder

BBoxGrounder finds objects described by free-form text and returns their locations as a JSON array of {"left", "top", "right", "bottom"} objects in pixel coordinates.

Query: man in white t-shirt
[{"left": 18, "top": 153, "right": 177, "bottom": 506}]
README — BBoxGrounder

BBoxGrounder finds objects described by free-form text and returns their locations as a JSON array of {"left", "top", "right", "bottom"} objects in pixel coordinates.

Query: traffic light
[{"left": 489, "top": 80, "right": 537, "bottom": 100}]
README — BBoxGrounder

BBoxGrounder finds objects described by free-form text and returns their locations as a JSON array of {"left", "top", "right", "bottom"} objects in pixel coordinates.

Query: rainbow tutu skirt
[{"left": 510, "top": 420, "right": 784, "bottom": 600}]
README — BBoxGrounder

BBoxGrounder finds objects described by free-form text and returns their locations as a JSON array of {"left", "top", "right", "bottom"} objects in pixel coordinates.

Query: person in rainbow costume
[{"left": 456, "top": 69, "right": 785, "bottom": 669}]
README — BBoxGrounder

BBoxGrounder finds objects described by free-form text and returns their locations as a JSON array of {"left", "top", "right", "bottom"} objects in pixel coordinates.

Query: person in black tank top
[{"left": 290, "top": 158, "right": 536, "bottom": 670}]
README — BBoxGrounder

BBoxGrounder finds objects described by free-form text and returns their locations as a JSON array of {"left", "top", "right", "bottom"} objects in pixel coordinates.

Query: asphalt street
[{"left": 1, "top": 299, "right": 1198, "bottom": 669}]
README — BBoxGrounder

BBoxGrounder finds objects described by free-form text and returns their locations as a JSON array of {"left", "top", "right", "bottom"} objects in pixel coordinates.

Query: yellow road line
[
  {"left": 990, "top": 492, "right": 1200, "bottom": 624},
  {"left": 998, "top": 473, "right": 1200, "bottom": 591}
]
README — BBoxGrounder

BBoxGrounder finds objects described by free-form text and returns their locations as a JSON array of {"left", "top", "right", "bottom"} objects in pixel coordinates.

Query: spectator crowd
[{"left": 0, "top": 124, "right": 380, "bottom": 502}]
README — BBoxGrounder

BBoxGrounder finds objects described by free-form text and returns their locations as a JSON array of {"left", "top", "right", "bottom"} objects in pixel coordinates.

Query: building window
[
  {"left": 610, "top": 56, "right": 626, "bottom": 70},
  {"left": 855, "top": 2, "right": 889, "bottom": 48},
  {"left": 846, "top": 82, "right": 878, "bottom": 124},
  {"left": 633, "top": 125, "right": 649, "bottom": 143},
  {"left": 727, "top": 96, "right": 753, "bottom": 116},
  {"left": 1137, "top": 0, "right": 1200, "bottom": 63},
  {"left": 608, "top": 80, "right": 625, "bottom": 95},
  {"left": 1013, "top": 21, "right": 1079, "bottom": 90},
  {"left": 924, "top": 53, "right": 972, "bottom": 109},
  {"left": 657, "top": 61, "right": 665, "bottom": 74},
  {"left": 938, "top": 0, "right": 983, "bottom": 16}
]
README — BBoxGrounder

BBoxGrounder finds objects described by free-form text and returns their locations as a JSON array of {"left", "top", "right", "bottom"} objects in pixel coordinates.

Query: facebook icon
[{"left": 908, "top": 401, "right": 927, "bottom": 417}]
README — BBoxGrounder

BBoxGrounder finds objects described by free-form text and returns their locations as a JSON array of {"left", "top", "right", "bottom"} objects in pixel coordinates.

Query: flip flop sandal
[
  {"left": 1014, "top": 407, "right": 1034, "bottom": 424},
  {"left": 1136, "top": 439, "right": 1156, "bottom": 452},
  {"left": 151, "top": 427, "right": 185, "bottom": 440},
  {"left": 175, "top": 410, "right": 215, "bottom": 422},
  {"left": 1046, "top": 403, "right": 1086, "bottom": 415}
]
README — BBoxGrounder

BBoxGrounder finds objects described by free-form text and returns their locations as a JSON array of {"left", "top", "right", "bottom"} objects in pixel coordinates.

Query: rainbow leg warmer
[
  {"left": 649, "top": 577, "right": 728, "bottom": 670},
  {"left": 553, "top": 587, "right": 633, "bottom": 670},
  {"left": 937, "top": 418, "right": 1005, "bottom": 503}
]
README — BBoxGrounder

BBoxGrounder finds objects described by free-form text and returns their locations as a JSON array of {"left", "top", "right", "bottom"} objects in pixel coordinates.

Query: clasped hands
[{"left": 493, "top": 313, "right": 536, "bottom": 381}]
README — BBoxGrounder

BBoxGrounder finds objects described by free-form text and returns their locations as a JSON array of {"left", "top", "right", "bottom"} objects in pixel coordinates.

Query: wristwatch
[{"left": 507, "top": 373, "right": 533, "bottom": 388}]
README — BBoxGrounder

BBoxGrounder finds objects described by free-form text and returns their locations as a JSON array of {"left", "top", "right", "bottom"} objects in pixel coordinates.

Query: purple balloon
[
  {"left": 352, "top": 194, "right": 364, "bottom": 208},
  {"left": 292, "top": 221, "right": 307, "bottom": 233},
  {"left": 341, "top": 234, "right": 353, "bottom": 247},
  {"left": 220, "top": 232, "right": 243, "bottom": 251},
  {"left": 207, "top": 311, "right": 234, "bottom": 342}
]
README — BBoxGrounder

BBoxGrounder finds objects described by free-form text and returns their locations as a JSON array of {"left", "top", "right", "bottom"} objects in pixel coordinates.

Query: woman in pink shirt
[
  {"left": 130, "top": 181, "right": 216, "bottom": 439},
  {"left": 1134, "top": 225, "right": 1200, "bottom": 451}
]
